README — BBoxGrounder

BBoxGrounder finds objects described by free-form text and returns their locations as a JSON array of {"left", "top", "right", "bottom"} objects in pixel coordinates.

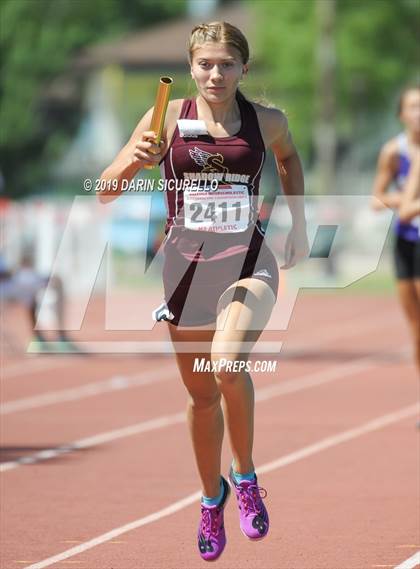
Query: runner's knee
[
  {"left": 211, "top": 352, "right": 244, "bottom": 386},
  {"left": 188, "top": 390, "right": 221, "bottom": 411}
]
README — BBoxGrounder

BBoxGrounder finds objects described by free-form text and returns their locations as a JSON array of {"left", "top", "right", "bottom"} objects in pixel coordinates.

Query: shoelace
[
  {"left": 239, "top": 483, "right": 267, "bottom": 515},
  {"left": 200, "top": 506, "right": 220, "bottom": 538}
]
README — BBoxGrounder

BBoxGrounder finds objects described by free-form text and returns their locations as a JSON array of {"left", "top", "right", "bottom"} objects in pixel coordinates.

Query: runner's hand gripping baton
[{"left": 144, "top": 76, "right": 173, "bottom": 169}]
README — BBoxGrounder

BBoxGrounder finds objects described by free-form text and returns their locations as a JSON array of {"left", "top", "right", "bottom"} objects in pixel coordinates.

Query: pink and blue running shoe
[
  {"left": 228, "top": 467, "right": 269, "bottom": 540},
  {"left": 197, "top": 476, "right": 231, "bottom": 561}
]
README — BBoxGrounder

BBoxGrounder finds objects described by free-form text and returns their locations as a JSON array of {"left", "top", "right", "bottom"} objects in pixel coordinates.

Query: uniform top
[
  {"left": 161, "top": 92, "right": 266, "bottom": 262},
  {"left": 394, "top": 132, "right": 420, "bottom": 242}
]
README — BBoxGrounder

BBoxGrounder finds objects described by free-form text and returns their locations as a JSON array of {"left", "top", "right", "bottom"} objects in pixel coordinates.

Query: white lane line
[
  {"left": 255, "top": 346, "right": 409, "bottom": 402},
  {"left": 0, "top": 345, "right": 408, "bottom": 472},
  {"left": 22, "top": 402, "right": 419, "bottom": 569},
  {"left": 0, "top": 363, "right": 177, "bottom": 415},
  {"left": 257, "top": 403, "right": 419, "bottom": 475},
  {"left": 1, "top": 312, "right": 403, "bottom": 414},
  {"left": 394, "top": 551, "right": 420, "bottom": 569},
  {"left": 0, "top": 412, "right": 185, "bottom": 472}
]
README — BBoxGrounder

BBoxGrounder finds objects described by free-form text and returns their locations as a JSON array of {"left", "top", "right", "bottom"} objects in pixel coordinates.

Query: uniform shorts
[
  {"left": 156, "top": 237, "right": 279, "bottom": 327},
  {"left": 393, "top": 235, "right": 420, "bottom": 280}
]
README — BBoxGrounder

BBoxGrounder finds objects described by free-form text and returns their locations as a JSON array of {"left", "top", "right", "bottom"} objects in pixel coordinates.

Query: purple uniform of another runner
[
  {"left": 392, "top": 132, "right": 420, "bottom": 280},
  {"left": 394, "top": 133, "right": 420, "bottom": 242}
]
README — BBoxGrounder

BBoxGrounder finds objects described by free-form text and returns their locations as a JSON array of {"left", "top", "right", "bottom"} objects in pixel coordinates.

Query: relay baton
[{"left": 144, "top": 76, "right": 173, "bottom": 169}]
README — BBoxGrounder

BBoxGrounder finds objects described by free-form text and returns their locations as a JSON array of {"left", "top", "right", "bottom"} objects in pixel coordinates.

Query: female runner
[
  {"left": 99, "top": 21, "right": 309, "bottom": 562},
  {"left": 372, "top": 85, "right": 420, "bottom": 372}
]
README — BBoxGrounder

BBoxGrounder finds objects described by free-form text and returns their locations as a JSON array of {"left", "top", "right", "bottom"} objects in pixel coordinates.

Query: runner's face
[
  {"left": 190, "top": 42, "right": 247, "bottom": 101},
  {"left": 400, "top": 89, "right": 420, "bottom": 135}
]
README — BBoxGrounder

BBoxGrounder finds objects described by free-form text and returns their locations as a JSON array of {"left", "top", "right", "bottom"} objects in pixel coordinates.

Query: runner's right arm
[
  {"left": 97, "top": 107, "right": 166, "bottom": 204},
  {"left": 371, "top": 141, "right": 401, "bottom": 210}
]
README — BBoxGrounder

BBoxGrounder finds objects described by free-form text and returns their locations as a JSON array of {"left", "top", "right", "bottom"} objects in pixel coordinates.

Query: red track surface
[{"left": 1, "top": 293, "right": 419, "bottom": 569}]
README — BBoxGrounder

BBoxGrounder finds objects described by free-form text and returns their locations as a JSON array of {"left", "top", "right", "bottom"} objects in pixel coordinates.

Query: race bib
[{"left": 183, "top": 184, "right": 251, "bottom": 233}]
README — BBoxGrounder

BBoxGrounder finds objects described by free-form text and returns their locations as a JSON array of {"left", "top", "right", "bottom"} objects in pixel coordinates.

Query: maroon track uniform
[{"left": 155, "top": 92, "right": 279, "bottom": 326}]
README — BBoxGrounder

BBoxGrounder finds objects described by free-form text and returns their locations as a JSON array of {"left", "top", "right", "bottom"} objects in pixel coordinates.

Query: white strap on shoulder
[{"left": 397, "top": 132, "right": 408, "bottom": 155}]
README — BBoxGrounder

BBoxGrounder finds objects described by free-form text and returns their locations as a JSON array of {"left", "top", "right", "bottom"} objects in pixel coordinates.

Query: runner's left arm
[
  {"left": 268, "top": 110, "right": 309, "bottom": 267},
  {"left": 270, "top": 112, "right": 306, "bottom": 226}
]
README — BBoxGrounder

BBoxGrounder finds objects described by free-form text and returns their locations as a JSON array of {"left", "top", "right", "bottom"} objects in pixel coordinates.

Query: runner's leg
[
  {"left": 167, "top": 325, "right": 223, "bottom": 499},
  {"left": 211, "top": 277, "right": 276, "bottom": 474}
]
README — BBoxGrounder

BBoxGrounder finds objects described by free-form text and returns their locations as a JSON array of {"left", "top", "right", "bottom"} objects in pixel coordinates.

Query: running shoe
[
  {"left": 228, "top": 467, "right": 269, "bottom": 540},
  {"left": 197, "top": 476, "right": 231, "bottom": 561}
]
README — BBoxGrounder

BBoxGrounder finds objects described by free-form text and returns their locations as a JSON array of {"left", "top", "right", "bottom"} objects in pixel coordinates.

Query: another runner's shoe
[
  {"left": 228, "top": 467, "right": 269, "bottom": 540},
  {"left": 197, "top": 476, "right": 230, "bottom": 562}
]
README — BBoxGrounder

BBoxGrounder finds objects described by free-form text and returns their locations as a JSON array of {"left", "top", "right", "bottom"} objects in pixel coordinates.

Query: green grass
[{"left": 301, "top": 270, "right": 396, "bottom": 295}]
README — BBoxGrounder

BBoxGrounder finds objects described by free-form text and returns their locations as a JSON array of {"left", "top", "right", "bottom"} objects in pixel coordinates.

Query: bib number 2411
[{"left": 184, "top": 184, "right": 250, "bottom": 233}]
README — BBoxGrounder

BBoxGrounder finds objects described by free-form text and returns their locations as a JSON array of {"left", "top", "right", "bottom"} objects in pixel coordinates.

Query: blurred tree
[
  {"left": 314, "top": 0, "right": 336, "bottom": 193},
  {"left": 255, "top": 0, "right": 420, "bottom": 170},
  {"left": 0, "top": 0, "right": 185, "bottom": 197}
]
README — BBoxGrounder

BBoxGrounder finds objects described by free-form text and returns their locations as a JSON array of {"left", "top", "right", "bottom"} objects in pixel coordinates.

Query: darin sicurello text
[{"left": 120, "top": 179, "right": 219, "bottom": 192}]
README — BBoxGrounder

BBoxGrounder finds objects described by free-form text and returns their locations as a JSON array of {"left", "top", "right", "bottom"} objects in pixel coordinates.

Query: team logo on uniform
[{"left": 189, "top": 147, "right": 229, "bottom": 174}]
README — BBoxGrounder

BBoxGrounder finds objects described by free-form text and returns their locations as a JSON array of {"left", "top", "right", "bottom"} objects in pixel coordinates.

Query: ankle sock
[
  {"left": 231, "top": 461, "right": 256, "bottom": 484},
  {"left": 201, "top": 477, "right": 224, "bottom": 507}
]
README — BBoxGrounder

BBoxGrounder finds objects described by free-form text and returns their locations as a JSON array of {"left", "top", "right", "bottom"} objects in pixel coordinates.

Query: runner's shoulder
[
  {"left": 378, "top": 137, "right": 401, "bottom": 171},
  {"left": 380, "top": 137, "right": 400, "bottom": 161},
  {"left": 251, "top": 102, "right": 287, "bottom": 124},
  {"left": 166, "top": 99, "right": 185, "bottom": 122},
  {"left": 250, "top": 101, "right": 288, "bottom": 147}
]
